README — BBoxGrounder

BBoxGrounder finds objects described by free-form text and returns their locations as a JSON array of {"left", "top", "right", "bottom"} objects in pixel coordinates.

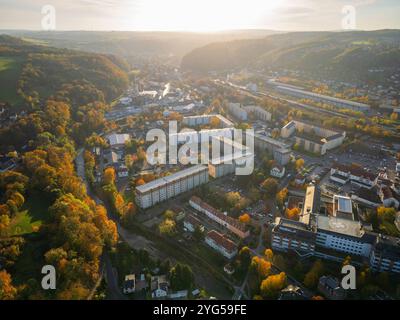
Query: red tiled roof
[
  {"left": 332, "top": 162, "right": 377, "bottom": 181},
  {"left": 190, "top": 196, "right": 247, "bottom": 232},
  {"left": 381, "top": 186, "right": 393, "bottom": 199},
  {"left": 206, "top": 230, "right": 237, "bottom": 253},
  {"left": 185, "top": 214, "right": 203, "bottom": 227}
]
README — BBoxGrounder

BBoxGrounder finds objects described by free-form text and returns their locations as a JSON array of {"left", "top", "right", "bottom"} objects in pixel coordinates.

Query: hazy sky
[{"left": 1, "top": 0, "right": 400, "bottom": 31}]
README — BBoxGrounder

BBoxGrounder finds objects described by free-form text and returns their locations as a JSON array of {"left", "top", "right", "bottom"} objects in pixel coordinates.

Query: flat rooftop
[
  {"left": 136, "top": 165, "right": 207, "bottom": 193},
  {"left": 300, "top": 184, "right": 320, "bottom": 225},
  {"left": 252, "top": 131, "right": 289, "bottom": 149},
  {"left": 317, "top": 215, "right": 364, "bottom": 238},
  {"left": 277, "top": 86, "right": 370, "bottom": 109}
]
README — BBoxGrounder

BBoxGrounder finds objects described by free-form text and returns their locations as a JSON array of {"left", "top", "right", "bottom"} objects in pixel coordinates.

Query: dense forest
[
  {"left": 0, "top": 36, "right": 128, "bottom": 299},
  {"left": 0, "top": 35, "right": 130, "bottom": 150},
  {"left": 181, "top": 30, "right": 400, "bottom": 83}
]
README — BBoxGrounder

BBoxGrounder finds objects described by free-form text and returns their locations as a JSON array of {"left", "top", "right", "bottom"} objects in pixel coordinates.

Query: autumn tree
[
  {"left": 260, "top": 272, "right": 287, "bottom": 299},
  {"left": 210, "top": 116, "right": 221, "bottom": 128},
  {"left": 237, "top": 246, "right": 252, "bottom": 273},
  {"left": 286, "top": 207, "right": 300, "bottom": 220},
  {"left": 159, "top": 218, "right": 176, "bottom": 236},
  {"left": 295, "top": 158, "right": 305, "bottom": 171},
  {"left": 85, "top": 134, "right": 108, "bottom": 149},
  {"left": 261, "top": 178, "right": 279, "bottom": 197},
  {"left": 239, "top": 213, "right": 251, "bottom": 224},
  {"left": 250, "top": 256, "right": 272, "bottom": 280},
  {"left": 264, "top": 249, "right": 274, "bottom": 262},
  {"left": 103, "top": 167, "right": 116, "bottom": 185},
  {"left": 0, "top": 270, "right": 17, "bottom": 300},
  {"left": 276, "top": 188, "right": 288, "bottom": 209}
]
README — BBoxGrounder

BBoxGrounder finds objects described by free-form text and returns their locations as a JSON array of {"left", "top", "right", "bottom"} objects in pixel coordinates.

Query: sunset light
[{"left": 125, "top": 0, "right": 285, "bottom": 31}]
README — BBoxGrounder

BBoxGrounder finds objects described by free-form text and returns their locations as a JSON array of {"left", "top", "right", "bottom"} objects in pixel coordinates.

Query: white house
[
  {"left": 107, "top": 133, "right": 131, "bottom": 149},
  {"left": 151, "top": 275, "right": 169, "bottom": 299},
  {"left": 270, "top": 166, "right": 286, "bottom": 179},
  {"left": 123, "top": 275, "right": 136, "bottom": 294}
]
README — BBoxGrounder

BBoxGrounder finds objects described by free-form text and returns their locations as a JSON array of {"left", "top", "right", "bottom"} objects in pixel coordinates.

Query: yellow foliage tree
[
  {"left": 239, "top": 213, "right": 251, "bottom": 224},
  {"left": 260, "top": 272, "right": 287, "bottom": 299},
  {"left": 295, "top": 158, "right": 305, "bottom": 171},
  {"left": 251, "top": 256, "right": 272, "bottom": 279},
  {"left": 286, "top": 207, "right": 300, "bottom": 220},
  {"left": 0, "top": 270, "right": 17, "bottom": 300},
  {"left": 264, "top": 249, "right": 274, "bottom": 262},
  {"left": 103, "top": 167, "right": 116, "bottom": 185}
]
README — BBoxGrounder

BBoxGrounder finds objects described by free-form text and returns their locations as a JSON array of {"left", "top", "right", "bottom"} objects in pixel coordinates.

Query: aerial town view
[{"left": 1, "top": 0, "right": 400, "bottom": 310}]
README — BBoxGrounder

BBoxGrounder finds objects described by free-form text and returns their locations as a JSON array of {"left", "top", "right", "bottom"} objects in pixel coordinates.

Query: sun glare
[{"left": 125, "top": 0, "right": 284, "bottom": 31}]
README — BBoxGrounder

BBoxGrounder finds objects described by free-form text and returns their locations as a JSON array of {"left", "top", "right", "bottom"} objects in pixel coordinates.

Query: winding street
[{"left": 76, "top": 148, "right": 127, "bottom": 300}]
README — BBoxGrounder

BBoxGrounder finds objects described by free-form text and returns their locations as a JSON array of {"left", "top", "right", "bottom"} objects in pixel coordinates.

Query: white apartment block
[
  {"left": 182, "top": 114, "right": 233, "bottom": 128},
  {"left": 205, "top": 230, "right": 238, "bottom": 259},
  {"left": 315, "top": 216, "right": 374, "bottom": 257},
  {"left": 135, "top": 165, "right": 209, "bottom": 209},
  {"left": 227, "top": 103, "right": 248, "bottom": 121},
  {"left": 249, "top": 131, "right": 292, "bottom": 166},
  {"left": 243, "top": 105, "right": 272, "bottom": 121},
  {"left": 208, "top": 153, "right": 253, "bottom": 179},
  {"left": 282, "top": 120, "right": 345, "bottom": 155}
]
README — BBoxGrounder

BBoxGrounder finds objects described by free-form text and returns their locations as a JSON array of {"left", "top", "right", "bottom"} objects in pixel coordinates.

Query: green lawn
[
  {"left": 8, "top": 210, "right": 42, "bottom": 236},
  {"left": 0, "top": 56, "right": 25, "bottom": 105},
  {"left": 7, "top": 194, "right": 51, "bottom": 237}
]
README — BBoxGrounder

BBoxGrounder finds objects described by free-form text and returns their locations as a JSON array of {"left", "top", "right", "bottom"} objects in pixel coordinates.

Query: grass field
[
  {"left": 0, "top": 56, "right": 24, "bottom": 105},
  {"left": 6, "top": 194, "right": 51, "bottom": 237}
]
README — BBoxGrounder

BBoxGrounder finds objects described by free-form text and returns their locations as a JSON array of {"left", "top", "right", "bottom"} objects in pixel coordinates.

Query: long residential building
[
  {"left": 276, "top": 85, "right": 371, "bottom": 112},
  {"left": 243, "top": 105, "right": 272, "bottom": 121},
  {"left": 182, "top": 114, "right": 233, "bottom": 128},
  {"left": 271, "top": 184, "right": 400, "bottom": 273},
  {"left": 227, "top": 103, "right": 248, "bottom": 121},
  {"left": 281, "top": 120, "right": 346, "bottom": 155},
  {"left": 330, "top": 162, "right": 378, "bottom": 189},
  {"left": 135, "top": 165, "right": 209, "bottom": 209},
  {"left": 205, "top": 230, "right": 238, "bottom": 259},
  {"left": 250, "top": 131, "right": 292, "bottom": 166},
  {"left": 208, "top": 152, "right": 254, "bottom": 179},
  {"left": 227, "top": 103, "right": 272, "bottom": 122},
  {"left": 189, "top": 196, "right": 250, "bottom": 239}
]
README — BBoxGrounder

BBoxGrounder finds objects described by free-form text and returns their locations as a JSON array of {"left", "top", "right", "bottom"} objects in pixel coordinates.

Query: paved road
[
  {"left": 76, "top": 149, "right": 127, "bottom": 300},
  {"left": 104, "top": 254, "right": 127, "bottom": 300}
]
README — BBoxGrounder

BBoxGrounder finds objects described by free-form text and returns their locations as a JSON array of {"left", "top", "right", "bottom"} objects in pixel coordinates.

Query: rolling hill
[
  {"left": 181, "top": 30, "right": 400, "bottom": 83},
  {"left": 1, "top": 30, "right": 279, "bottom": 65},
  {"left": 0, "top": 35, "right": 129, "bottom": 107}
]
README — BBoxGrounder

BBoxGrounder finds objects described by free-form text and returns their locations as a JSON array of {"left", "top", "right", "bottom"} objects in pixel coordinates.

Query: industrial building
[{"left": 276, "top": 85, "right": 371, "bottom": 112}]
